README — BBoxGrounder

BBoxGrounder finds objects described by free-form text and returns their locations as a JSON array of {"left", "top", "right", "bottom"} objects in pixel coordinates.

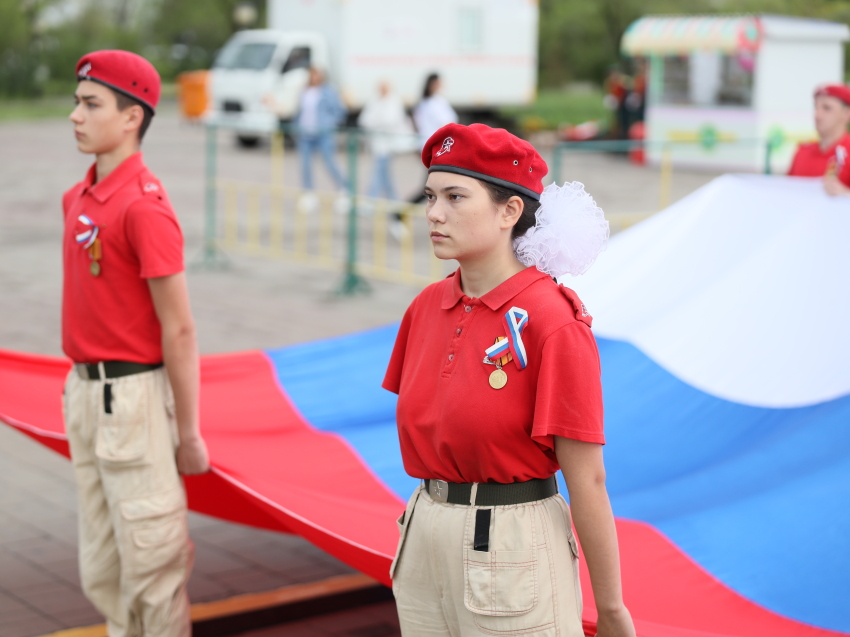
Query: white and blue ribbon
[
  {"left": 484, "top": 306, "right": 529, "bottom": 370},
  {"left": 75, "top": 214, "right": 99, "bottom": 249}
]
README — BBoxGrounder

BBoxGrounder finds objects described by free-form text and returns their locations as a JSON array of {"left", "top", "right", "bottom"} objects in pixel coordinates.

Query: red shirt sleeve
[
  {"left": 531, "top": 321, "right": 605, "bottom": 449},
  {"left": 382, "top": 304, "right": 414, "bottom": 394},
  {"left": 125, "top": 199, "right": 184, "bottom": 279}
]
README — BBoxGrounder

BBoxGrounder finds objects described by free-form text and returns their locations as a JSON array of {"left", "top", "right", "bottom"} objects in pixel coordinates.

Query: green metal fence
[{"left": 200, "top": 124, "right": 790, "bottom": 294}]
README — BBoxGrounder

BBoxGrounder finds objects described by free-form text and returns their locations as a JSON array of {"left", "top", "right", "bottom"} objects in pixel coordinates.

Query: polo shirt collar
[
  {"left": 441, "top": 267, "right": 549, "bottom": 311},
  {"left": 87, "top": 152, "right": 145, "bottom": 203},
  {"left": 819, "top": 132, "right": 850, "bottom": 157}
]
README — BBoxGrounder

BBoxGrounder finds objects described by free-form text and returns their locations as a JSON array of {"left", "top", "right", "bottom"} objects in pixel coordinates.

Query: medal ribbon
[
  {"left": 837, "top": 146, "right": 847, "bottom": 172},
  {"left": 75, "top": 214, "right": 99, "bottom": 249},
  {"left": 484, "top": 306, "right": 529, "bottom": 370}
]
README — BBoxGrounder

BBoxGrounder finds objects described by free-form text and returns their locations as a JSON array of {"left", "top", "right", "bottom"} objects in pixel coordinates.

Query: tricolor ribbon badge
[
  {"left": 485, "top": 337, "right": 511, "bottom": 361},
  {"left": 75, "top": 214, "right": 99, "bottom": 249},
  {"left": 484, "top": 306, "right": 529, "bottom": 370}
]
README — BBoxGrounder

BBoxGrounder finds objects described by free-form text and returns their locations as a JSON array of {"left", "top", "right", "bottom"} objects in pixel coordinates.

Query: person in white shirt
[
  {"left": 414, "top": 73, "right": 458, "bottom": 150},
  {"left": 408, "top": 73, "right": 458, "bottom": 205},
  {"left": 358, "top": 81, "right": 413, "bottom": 201}
]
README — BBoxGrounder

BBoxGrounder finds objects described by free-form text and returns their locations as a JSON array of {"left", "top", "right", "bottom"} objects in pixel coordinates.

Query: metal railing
[
  {"left": 200, "top": 124, "right": 457, "bottom": 292},
  {"left": 200, "top": 124, "right": 786, "bottom": 293}
]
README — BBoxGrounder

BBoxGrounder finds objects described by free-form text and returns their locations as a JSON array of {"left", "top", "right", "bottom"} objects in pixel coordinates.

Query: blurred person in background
[
  {"left": 603, "top": 66, "right": 629, "bottom": 139},
  {"left": 788, "top": 84, "right": 850, "bottom": 196},
  {"left": 414, "top": 73, "right": 458, "bottom": 150},
  {"left": 358, "top": 80, "right": 413, "bottom": 202},
  {"left": 295, "top": 67, "right": 347, "bottom": 211},
  {"left": 625, "top": 59, "right": 646, "bottom": 130},
  {"left": 407, "top": 73, "right": 458, "bottom": 206}
]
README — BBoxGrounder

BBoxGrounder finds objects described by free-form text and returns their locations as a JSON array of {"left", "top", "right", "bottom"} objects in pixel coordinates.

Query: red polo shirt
[
  {"left": 383, "top": 267, "right": 604, "bottom": 484},
  {"left": 62, "top": 153, "right": 184, "bottom": 364},
  {"left": 788, "top": 133, "right": 850, "bottom": 186}
]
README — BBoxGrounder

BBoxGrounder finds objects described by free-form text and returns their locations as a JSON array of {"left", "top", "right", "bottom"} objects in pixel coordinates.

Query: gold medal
[
  {"left": 489, "top": 367, "right": 507, "bottom": 389},
  {"left": 87, "top": 238, "right": 102, "bottom": 276},
  {"left": 88, "top": 237, "right": 102, "bottom": 261}
]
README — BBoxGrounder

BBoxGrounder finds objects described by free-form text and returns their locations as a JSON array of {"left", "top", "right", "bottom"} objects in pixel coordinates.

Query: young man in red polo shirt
[
  {"left": 788, "top": 84, "right": 850, "bottom": 196},
  {"left": 64, "top": 50, "right": 208, "bottom": 637}
]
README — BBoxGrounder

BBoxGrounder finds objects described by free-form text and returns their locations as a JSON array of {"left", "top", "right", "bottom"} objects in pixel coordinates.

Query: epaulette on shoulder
[
  {"left": 138, "top": 175, "right": 165, "bottom": 202},
  {"left": 557, "top": 284, "right": 592, "bottom": 327}
]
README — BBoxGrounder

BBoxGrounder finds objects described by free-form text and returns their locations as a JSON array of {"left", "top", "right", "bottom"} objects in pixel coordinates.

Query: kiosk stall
[{"left": 622, "top": 15, "right": 849, "bottom": 171}]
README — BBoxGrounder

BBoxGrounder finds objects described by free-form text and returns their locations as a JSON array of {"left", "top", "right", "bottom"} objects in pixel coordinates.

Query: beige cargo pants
[
  {"left": 391, "top": 485, "right": 584, "bottom": 637},
  {"left": 64, "top": 366, "right": 193, "bottom": 637}
]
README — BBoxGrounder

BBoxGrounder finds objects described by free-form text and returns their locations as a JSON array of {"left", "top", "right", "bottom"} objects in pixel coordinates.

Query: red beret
[
  {"left": 422, "top": 123, "right": 548, "bottom": 200},
  {"left": 815, "top": 84, "right": 850, "bottom": 107},
  {"left": 76, "top": 50, "right": 161, "bottom": 113}
]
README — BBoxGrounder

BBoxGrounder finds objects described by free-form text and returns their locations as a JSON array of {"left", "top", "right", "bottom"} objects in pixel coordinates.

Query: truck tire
[{"left": 236, "top": 135, "right": 261, "bottom": 148}]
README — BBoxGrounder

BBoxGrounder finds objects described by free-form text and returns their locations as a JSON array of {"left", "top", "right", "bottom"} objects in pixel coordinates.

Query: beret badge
[{"left": 436, "top": 137, "right": 454, "bottom": 157}]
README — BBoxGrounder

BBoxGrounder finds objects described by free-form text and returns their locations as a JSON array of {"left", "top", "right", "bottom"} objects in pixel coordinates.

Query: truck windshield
[{"left": 214, "top": 42, "right": 276, "bottom": 71}]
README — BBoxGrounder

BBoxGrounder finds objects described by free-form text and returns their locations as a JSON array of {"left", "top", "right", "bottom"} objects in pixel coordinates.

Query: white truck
[{"left": 208, "top": 0, "right": 539, "bottom": 145}]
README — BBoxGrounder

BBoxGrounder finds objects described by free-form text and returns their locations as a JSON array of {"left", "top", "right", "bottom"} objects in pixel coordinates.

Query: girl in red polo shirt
[{"left": 383, "top": 124, "right": 635, "bottom": 637}]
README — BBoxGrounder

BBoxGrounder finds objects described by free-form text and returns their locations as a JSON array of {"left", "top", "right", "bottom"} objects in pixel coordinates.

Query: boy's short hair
[{"left": 111, "top": 89, "right": 154, "bottom": 141}]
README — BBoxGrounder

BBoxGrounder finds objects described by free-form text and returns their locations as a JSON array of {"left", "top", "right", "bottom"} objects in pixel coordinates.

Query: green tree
[
  {"left": 537, "top": 0, "right": 850, "bottom": 88},
  {"left": 148, "top": 0, "right": 265, "bottom": 80},
  {"left": 0, "top": 0, "right": 263, "bottom": 97},
  {"left": 0, "top": 0, "right": 59, "bottom": 96}
]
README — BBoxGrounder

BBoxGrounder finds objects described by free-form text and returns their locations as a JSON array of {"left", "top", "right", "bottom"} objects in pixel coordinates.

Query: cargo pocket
[
  {"left": 568, "top": 529, "right": 583, "bottom": 620},
  {"left": 556, "top": 496, "right": 583, "bottom": 622},
  {"left": 120, "top": 487, "right": 188, "bottom": 578},
  {"left": 162, "top": 377, "right": 179, "bottom": 450},
  {"left": 95, "top": 380, "right": 150, "bottom": 466},
  {"left": 464, "top": 549, "right": 537, "bottom": 616},
  {"left": 464, "top": 504, "right": 558, "bottom": 635},
  {"left": 389, "top": 487, "right": 421, "bottom": 583}
]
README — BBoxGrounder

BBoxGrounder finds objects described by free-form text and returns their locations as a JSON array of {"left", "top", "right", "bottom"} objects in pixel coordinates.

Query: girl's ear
[{"left": 501, "top": 195, "right": 524, "bottom": 230}]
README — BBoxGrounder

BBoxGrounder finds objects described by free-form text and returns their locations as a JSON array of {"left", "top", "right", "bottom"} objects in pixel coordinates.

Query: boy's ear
[{"left": 124, "top": 104, "right": 145, "bottom": 134}]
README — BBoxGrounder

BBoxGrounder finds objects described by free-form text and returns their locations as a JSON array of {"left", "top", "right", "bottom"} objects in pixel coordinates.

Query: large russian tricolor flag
[{"left": 1, "top": 175, "right": 847, "bottom": 636}]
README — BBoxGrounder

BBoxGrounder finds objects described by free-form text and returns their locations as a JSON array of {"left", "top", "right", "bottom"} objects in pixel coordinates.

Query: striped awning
[{"left": 622, "top": 15, "right": 762, "bottom": 55}]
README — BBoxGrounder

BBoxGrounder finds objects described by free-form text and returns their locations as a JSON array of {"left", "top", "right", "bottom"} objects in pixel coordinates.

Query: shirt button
[
  {"left": 448, "top": 354, "right": 454, "bottom": 361},
  {"left": 456, "top": 328, "right": 462, "bottom": 335},
  {"left": 465, "top": 305, "right": 472, "bottom": 313}
]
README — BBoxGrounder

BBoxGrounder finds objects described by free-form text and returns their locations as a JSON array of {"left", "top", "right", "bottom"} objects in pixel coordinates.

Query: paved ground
[
  {"left": 0, "top": 101, "right": 724, "bottom": 637},
  {"left": 232, "top": 600, "right": 400, "bottom": 637}
]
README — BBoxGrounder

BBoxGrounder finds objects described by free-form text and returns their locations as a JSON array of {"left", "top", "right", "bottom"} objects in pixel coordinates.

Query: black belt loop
[
  {"left": 103, "top": 383, "right": 113, "bottom": 414},
  {"left": 473, "top": 509, "right": 491, "bottom": 552}
]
